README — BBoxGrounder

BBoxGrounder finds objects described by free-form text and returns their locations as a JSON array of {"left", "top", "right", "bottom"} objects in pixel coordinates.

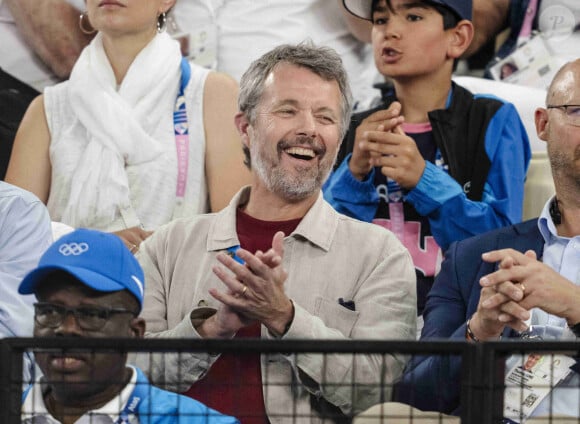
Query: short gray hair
[{"left": 238, "top": 42, "right": 353, "bottom": 141}]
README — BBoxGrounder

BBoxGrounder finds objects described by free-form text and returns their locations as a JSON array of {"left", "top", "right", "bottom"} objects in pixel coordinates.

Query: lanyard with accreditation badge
[
  {"left": 379, "top": 89, "right": 452, "bottom": 241},
  {"left": 174, "top": 57, "right": 192, "bottom": 201},
  {"left": 120, "top": 57, "right": 191, "bottom": 230}
]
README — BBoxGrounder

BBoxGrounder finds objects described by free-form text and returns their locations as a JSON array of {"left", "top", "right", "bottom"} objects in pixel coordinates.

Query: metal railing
[{"left": 2, "top": 338, "right": 579, "bottom": 423}]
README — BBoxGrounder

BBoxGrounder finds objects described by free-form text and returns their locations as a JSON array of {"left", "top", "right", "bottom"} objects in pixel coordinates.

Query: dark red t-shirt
[{"left": 184, "top": 208, "right": 301, "bottom": 423}]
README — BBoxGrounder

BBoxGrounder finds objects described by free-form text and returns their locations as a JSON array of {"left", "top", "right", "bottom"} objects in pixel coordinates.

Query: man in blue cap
[{"left": 19, "top": 228, "right": 238, "bottom": 424}]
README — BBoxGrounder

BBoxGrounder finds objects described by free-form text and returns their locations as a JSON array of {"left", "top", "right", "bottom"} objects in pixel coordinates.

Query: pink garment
[
  {"left": 402, "top": 122, "right": 433, "bottom": 134},
  {"left": 518, "top": 0, "right": 539, "bottom": 41}
]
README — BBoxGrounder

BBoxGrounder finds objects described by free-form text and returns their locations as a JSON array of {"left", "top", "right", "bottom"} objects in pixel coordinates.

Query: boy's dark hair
[{"left": 371, "top": 0, "right": 460, "bottom": 30}]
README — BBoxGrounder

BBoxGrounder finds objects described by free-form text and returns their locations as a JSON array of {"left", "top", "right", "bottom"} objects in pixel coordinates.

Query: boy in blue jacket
[{"left": 324, "top": 0, "right": 531, "bottom": 314}]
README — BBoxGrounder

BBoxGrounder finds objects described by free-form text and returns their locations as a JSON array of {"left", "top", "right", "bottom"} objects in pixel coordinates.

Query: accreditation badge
[
  {"left": 167, "top": 13, "right": 218, "bottom": 70},
  {"left": 489, "top": 36, "right": 560, "bottom": 90},
  {"left": 503, "top": 353, "right": 575, "bottom": 423}
]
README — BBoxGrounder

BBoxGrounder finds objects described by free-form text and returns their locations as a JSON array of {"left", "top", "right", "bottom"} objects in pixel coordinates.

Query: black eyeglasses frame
[{"left": 33, "top": 302, "right": 138, "bottom": 331}]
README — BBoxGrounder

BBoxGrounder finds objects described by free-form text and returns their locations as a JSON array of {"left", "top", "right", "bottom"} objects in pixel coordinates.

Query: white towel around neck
[{"left": 61, "top": 31, "right": 181, "bottom": 228}]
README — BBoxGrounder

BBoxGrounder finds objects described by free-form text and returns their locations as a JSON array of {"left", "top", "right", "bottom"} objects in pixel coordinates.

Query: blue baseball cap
[
  {"left": 343, "top": 0, "right": 472, "bottom": 21},
  {"left": 19, "top": 229, "right": 145, "bottom": 311}
]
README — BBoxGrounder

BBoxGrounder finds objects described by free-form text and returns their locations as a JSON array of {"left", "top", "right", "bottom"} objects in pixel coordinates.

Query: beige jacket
[{"left": 134, "top": 187, "right": 416, "bottom": 423}]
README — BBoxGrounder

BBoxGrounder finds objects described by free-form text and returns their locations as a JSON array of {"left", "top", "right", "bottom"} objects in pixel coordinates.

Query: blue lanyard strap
[
  {"left": 174, "top": 58, "right": 192, "bottom": 199},
  {"left": 174, "top": 57, "right": 191, "bottom": 134}
]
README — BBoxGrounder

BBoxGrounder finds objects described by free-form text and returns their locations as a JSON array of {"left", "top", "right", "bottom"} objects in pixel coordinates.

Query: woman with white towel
[{"left": 5, "top": 0, "right": 250, "bottom": 251}]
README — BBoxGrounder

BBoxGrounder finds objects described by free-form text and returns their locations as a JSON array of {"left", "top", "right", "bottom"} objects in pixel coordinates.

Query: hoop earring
[
  {"left": 79, "top": 12, "right": 96, "bottom": 35},
  {"left": 157, "top": 12, "right": 167, "bottom": 33}
]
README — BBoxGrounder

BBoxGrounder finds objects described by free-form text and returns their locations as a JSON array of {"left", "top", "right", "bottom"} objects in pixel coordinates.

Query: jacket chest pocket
[{"left": 314, "top": 296, "right": 359, "bottom": 337}]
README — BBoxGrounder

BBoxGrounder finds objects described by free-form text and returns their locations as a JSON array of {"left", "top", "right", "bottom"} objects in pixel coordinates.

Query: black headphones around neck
[{"left": 549, "top": 197, "right": 562, "bottom": 225}]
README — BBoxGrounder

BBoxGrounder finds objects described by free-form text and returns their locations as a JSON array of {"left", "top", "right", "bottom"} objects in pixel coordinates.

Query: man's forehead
[
  {"left": 550, "top": 62, "right": 580, "bottom": 102},
  {"left": 261, "top": 65, "right": 341, "bottom": 108},
  {"left": 265, "top": 63, "right": 337, "bottom": 87},
  {"left": 556, "top": 71, "right": 577, "bottom": 93},
  {"left": 265, "top": 63, "right": 319, "bottom": 86}
]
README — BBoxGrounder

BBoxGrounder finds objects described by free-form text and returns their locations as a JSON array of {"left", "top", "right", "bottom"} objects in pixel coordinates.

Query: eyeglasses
[
  {"left": 34, "top": 302, "right": 137, "bottom": 331},
  {"left": 546, "top": 104, "right": 580, "bottom": 127}
]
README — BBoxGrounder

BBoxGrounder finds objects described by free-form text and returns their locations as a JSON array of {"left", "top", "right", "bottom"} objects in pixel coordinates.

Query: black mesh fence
[{"left": 1, "top": 338, "right": 580, "bottom": 423}]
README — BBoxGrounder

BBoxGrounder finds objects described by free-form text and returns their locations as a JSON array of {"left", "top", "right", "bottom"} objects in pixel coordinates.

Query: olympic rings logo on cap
[{"left": 59, "top": 242, "right": 89, "bottom": 256}]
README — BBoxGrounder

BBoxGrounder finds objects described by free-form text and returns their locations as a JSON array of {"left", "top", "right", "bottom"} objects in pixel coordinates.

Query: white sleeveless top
[{"left": 44, "top": 35, "right": 210, "bottom": 232}]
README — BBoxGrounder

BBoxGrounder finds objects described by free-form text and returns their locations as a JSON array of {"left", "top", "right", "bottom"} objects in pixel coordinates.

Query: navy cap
[
  {"left": 19, "top": 229, "right": 145, "bottom": 311},
  {"left": 343, "top": 0, "right": 472, "bottom": 21}
]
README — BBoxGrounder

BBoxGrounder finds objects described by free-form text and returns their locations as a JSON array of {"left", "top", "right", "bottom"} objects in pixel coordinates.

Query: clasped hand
[
  {"left": 469, "top": 248, "right": 580, "bottom": 341},
  {"left": 200, "top": 231, "right": 293, "bottom": 338},
  {"left": 349, "top": 101, "right": 425, "bottom": 189}
]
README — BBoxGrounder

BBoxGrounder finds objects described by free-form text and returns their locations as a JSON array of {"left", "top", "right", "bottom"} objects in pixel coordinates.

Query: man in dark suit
[{"left": 394, "top": 58, "right": 580, "bottom": 419}]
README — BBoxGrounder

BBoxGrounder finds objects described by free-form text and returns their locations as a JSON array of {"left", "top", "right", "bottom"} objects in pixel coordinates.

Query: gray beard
[
  {"left": 251, "top": 139, "right": 337, "bottom": 202},
  {"left": 254, "top": 158, "right": 325, "bottom": 201}
]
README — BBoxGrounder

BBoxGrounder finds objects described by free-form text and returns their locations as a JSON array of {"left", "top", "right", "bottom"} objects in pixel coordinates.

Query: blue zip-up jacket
[
  {"left": 134, "top": 367, "right": 239, "bottom": 423},
  {"left": 324, "top": 84, "right": 531, "bottom": 251},
  {"left": 324, "top": 83, "right": 531, "bottom": 314}
]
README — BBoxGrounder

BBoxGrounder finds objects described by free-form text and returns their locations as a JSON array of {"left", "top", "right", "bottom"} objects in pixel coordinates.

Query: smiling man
[
  {"left": 18, "top": 228, "right": 238, "bottom": 424},
  {"left": 134, "top": 43, "right": 417, "bottom": 423}
]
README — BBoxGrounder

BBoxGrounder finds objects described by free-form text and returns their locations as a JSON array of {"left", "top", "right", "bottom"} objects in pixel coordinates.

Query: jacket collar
[
  {"left": 207, "top": 186, "right": 339, "bottom": 253},
  {"left": 496, "top": 219, "right": 544, "bottom": 261}
]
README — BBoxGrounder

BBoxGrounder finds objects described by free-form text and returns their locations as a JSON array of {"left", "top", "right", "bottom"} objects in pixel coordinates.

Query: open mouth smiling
[{"left": 285, "top": 146, "right": 317, "bottom": 161}]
